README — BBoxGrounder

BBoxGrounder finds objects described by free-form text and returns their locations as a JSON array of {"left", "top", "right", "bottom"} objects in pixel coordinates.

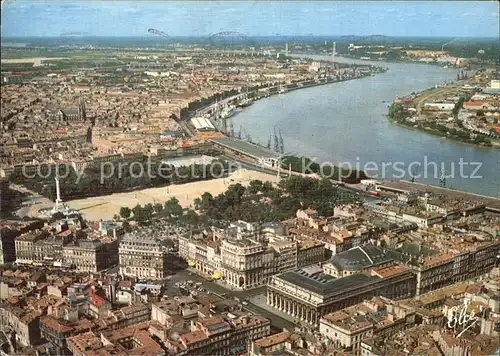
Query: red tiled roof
[
  {"left": 118, "top": 280, "right": 132, "bottom": 288},
  {"left": 7, "top": 297, "right": 20, "bottom": 305},
  {"left": 58, "top": 229, "right": 72, "bottom": 237},
  {"left": 464, "top": 101, "right": 485, "bottom": 107},
  {"left": 92, "top": 294, "right": 106, "bottom": 308}
]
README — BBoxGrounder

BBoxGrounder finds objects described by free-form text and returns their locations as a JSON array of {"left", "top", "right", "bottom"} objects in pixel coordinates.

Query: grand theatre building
[{"left": 266, "top": 264, "right": 416, "bottom": 325}]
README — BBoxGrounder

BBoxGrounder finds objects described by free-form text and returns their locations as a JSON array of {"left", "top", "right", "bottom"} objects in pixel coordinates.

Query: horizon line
[{"left": 2, "top": 35, "right": 499, "bottom": 39}]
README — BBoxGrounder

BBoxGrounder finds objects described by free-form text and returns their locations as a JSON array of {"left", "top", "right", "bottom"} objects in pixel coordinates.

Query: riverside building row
[{"left": 1, "top": 50, "right": 373, "bottom": 174}]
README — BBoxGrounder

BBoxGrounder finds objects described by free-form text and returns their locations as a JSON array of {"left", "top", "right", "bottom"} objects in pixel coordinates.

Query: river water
[{"left": 231, "top": 55, "right": 499, "bottom": 198}]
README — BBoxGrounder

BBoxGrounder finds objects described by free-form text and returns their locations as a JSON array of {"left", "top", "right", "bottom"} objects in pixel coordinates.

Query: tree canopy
[
  {"left": 9, "top": 158, "right": 231, "bottom": 202},
  {"left": 388, "top": 103, "right": 408, "bottom": 122},
  {"left": 192, "top": 176, "right": 357, "bottom": 223},
  {"left": 118, "top": 175, "right": 359, "bottom": 230}
]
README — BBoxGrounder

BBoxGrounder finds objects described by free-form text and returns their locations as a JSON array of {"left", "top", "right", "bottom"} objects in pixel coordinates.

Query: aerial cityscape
[{"left": 0, "top": 1, "right": 499, "bottom": 355}]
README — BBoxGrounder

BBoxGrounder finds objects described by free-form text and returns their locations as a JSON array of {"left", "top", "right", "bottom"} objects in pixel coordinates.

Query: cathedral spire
[{"left": 79, "top": 97, "right": 86, "bottom": 121}]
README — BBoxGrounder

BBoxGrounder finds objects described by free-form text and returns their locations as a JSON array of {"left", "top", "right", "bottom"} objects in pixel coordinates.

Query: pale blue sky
[{"left": 2, "top": 1, "right": 499, "bottom": 37}]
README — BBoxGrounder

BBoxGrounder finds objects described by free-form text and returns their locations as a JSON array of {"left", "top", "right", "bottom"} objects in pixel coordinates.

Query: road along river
[{"left": 231, "top": 55, "right": 499, "bottom": 198}]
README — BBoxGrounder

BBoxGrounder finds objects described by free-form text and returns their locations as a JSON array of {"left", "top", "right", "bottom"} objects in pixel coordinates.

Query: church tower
[
  {"left": 86, "top": 126, "right": 93, "bottom": 144},
  {"left": 78, "top": 97, "right": 87, "bottom": 121}
]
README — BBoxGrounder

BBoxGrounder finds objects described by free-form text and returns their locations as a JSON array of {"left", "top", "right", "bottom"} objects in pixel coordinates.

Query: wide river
[{"left": 231, "top": 55, "right": 499, "bottom": 198}]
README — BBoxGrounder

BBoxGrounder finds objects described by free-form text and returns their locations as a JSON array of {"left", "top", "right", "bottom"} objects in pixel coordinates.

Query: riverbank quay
[
  {"left": 386, "top": 115, "right": 500, "bottom": 149},
  {"left": 387, "top": 72, "right": 500, "bottom": 148},
  {"left": 230, "top": 54, "right": 498, "bottom": 198},
  {"left": 179, "top": 64, "right": 386, "bottom": 134},
  {"left": 376, "top": 180, "right": 500, "bottom": 210}
]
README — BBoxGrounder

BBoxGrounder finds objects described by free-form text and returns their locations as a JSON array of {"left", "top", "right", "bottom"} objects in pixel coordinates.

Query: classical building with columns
[
  {"left": 220, "top": 238, "right": 265, "bottom": 289},
  {"left": 322, "top": 245, "right": 394, "bottom": 278},
  {"left": 267, "top": 265, "right": 416, "bottom": 325},
  {"left": 176, "top": 220, "right": 327, "bottom": 290}
]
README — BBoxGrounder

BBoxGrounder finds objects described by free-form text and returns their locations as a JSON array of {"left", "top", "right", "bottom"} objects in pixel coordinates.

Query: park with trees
[{"left": 116, "top": 175, "right": 359, "bottom": 229}]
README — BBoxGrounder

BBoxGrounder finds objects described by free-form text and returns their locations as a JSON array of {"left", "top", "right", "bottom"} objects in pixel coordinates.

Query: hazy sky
[{"left": 2, "top": 1, "right": 499, "bottom": 38}]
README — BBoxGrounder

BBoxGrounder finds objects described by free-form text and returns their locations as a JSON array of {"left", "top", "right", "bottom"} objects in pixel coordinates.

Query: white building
[
  {"left": 190, "top": 117, "right": 216, "bottom": 132},
  {"left": 220, "top": 238, "right": 265, "bottom": 289},
  {"left": 423, "top": 103, "right": 456, "bottom": 111},
  {"left": 309, "top": 61, "right": 322, "bottom": 72}
]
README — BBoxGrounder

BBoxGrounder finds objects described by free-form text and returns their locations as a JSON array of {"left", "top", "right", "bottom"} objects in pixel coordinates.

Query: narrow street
[{"left": 243, "top": 302, "right": 296, "bottom": 332}]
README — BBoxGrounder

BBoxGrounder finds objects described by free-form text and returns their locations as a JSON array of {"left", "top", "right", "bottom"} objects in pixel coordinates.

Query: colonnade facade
[
  {"left": 223, "top": 268, "right": 263, "bottom": 289},
  {"left": 266, "top": 288, "right": 319, "bottom": 325}
]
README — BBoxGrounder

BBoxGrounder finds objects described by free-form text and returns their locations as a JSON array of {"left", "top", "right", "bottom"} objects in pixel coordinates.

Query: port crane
[
  {"left": 278, "top": 129, "right": 284, "bottom": 154},
  {"left": 222, "top": 117, "right": 228, "bottom": 134},
  {"left": 273, "top": 127, "right": 279, "bottom": 153},
  {"left": 439, "top": 167, "right": 447, "bottom": 188},
  {"left": 410, "top": 166, "right": 419, "bottom": 183}
]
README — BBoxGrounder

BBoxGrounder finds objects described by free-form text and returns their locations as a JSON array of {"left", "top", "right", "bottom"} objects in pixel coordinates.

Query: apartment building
[
  {"left": 14, "top": 230, "right": 50, "bottom": 264},
  {"left": 178, "top": 233, "right": 222, "bottom": 277},
  {"left": 166, "top": 314, "right": 271, "bottom": 356},
  {"left": 179, "top": 223, "right": 327, "bottom": 289},
  {"left": 387, "top": 232, "right": 500, "bottom": 295},
  {"left": 285, "top": 209, "right": 381, "bottom": 254},
  {"left": 40, "top": 315, "right": 93, "bottom": 355},
  {"left": 319, "top": 297, "right": 416, "bottom": 355},
  {"left": 0, "top": 226, "right": 27, "bottom": 264},
  {"left": 296, "top": 238, "right": 326, "bottom": 267},
  {"left": 221, "top": 238, "right": 265, "bottom": 289},
  {"left": 67, "top": 322, "right": 165, "bottom": 356},
  {"left": 0, "top": 306, "right": 41, "bottom": 347},
  {"left": 119, "top": 232, "right": 167, "bottom": 280},
  {"left": 63, "top": 238, "right": 118, "bottom": 273},
  {"left": 249, "top": 331, "right": 291, "bottom": 356}
]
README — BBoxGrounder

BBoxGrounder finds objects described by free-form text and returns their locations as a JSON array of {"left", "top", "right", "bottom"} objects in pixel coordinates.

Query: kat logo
[{"left": 446, "top": 299, "right": 484, "bottom": 338}]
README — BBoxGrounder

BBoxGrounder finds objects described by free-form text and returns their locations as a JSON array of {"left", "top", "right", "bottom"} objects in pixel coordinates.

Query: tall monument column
[{"left": 53, "top": 176, "right": 63, "bottom": 212}]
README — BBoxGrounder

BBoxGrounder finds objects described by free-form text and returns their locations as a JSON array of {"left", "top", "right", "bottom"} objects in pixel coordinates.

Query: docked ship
[
  {"left": 236, "top": 98, "right": 253, "bottom": 108},
  {"left": 220, "top": 105, "right": 236, "bottom": 119}
]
